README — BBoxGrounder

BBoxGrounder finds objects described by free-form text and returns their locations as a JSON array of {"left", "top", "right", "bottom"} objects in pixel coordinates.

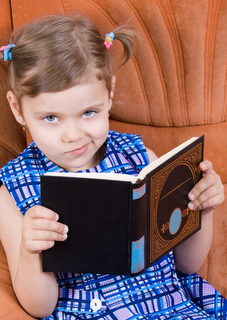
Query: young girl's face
[{"left": 9, "top": 80, "right": 114, "bottom": 172}]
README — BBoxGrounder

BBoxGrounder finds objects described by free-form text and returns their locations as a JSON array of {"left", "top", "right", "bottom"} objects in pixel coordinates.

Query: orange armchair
[{"left": 0, "top": 1, "right": 226, "bottom": 318}]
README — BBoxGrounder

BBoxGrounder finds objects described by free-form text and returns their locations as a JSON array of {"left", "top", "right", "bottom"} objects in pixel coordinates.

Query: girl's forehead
[{"left": 21, "top": 80, "right": 109, "bottom": 111}]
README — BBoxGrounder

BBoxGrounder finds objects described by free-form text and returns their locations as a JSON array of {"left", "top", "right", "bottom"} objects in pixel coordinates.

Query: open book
[{"left": 41, "top": 135, "right": 204, "bottom": 276}]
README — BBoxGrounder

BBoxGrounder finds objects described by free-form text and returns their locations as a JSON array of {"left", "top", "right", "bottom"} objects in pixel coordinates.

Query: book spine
[{"left": 129, "top": 179, "right": 148, "bottom": 276}]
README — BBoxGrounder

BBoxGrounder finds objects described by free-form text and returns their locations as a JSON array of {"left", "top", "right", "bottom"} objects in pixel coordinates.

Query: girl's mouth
[{"left": 66, "top": 144, "right": 89, "bottom": 155}]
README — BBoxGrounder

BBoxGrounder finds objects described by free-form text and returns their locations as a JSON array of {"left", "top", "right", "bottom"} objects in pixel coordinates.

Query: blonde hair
[{"left": 7, "top": 14, "right": 136, "bottom": 106}]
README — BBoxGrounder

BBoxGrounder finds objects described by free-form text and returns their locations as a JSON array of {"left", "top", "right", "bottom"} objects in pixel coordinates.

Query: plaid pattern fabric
[
  {"left": 0, "top": 131, "right": 149, "bottom": 215},
  {"left": 43, "top": 252, "right": 227, "bottom": 320},
  {"left": 0, "top": 130, "right": 226, "bottom": 319},
  {"left": 177, "top": 272, "right": 227, "bottom": 319}
]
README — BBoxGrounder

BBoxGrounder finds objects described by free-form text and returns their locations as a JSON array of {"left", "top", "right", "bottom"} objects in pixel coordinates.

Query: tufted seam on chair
[
  {"left": 130, "top": 55, "right": 154, "bottom": 124},
  {"left": 8, "top": 0, "right": 14, "bottom": 29},
  {"left": 57, "top": 0, "right": 71, "bottom": 12},
  {"left": 0, "top": 140, "right": 20, "bottom": 159},
  {"left": 127, "top": 0, "right": 174, "bottom": 126},
  {"left": 61, "top": 0, "right": 114, "bottom": 24},
  {"left": 157, "top": 0, "right": 189, "bottom": 127},
  {"left": 125, "top": 0, "right": 158, "bottom": 126},
  {"left": 223, "top": 68, "right": 227, "bottom": 122},
  {"left": 204, "top": 0, "right": 221, "bottom": 124}
]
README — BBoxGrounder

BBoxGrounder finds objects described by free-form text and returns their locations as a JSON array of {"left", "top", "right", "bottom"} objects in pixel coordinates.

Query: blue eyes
[
  {"left": 83, "top": 110, "right": 96, "bottom": 117},
  {"left": 44, "top": 115, "right": 58, "bottom": 123},
  {"left": 43, "top": 111, "right": 96, "bottom": 123}
]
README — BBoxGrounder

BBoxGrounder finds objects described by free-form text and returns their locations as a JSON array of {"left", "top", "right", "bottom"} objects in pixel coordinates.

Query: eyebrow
[
  {"left": 33, "top": 110, "right": 59, "bottom": 116},
  {"left": 33, "top": 103, "right": 106, "bottom": 116}
]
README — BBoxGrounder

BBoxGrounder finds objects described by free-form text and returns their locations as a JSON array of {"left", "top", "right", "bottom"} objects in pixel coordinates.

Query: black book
[{"left": 41, "top": 135, "right": 204, "bottom": 276}]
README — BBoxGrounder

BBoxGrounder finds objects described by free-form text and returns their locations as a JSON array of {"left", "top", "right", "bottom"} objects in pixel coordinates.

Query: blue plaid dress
[{"left": 0, "top": 131, "right": 226, "bottom": 320}]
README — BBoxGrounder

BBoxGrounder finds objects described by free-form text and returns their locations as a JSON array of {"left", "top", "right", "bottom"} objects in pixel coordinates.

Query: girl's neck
[{"left": 97, "top": 144, "right": 106, "bottom": 165}]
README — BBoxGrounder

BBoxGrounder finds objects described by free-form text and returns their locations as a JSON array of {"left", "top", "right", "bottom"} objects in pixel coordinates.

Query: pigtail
[
  {"left": 104, "top": 25, "right": 138, "bottom": 65},
  {"left": 113, "top": 25, "right": 137, "bottom": 64}
]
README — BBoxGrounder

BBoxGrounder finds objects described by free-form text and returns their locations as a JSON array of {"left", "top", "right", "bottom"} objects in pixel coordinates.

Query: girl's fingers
[
  {"left": 189, "top": 168, "right": 216, "bottom": 200},
  {"left": 24, "top": 222, "right": 68, "bottom": 241},
  {"left": 188, "top": 160, "right": 224, "bottom": 212},
  {"left": 28, "top": 216, "right": 68, "bottom": 235},
  {"left": 199, "top": 159, "right": 213, "bottom": 175},
  {"left": 28, "top": 205, "right": 59, "bottom": 221},
  {"left": 22, "top": 205, "right": 68, "bottom": 253},
  {"left": 188, "top": 192, "right": 224, "bottom": 211},
  {"left": 188, "top": 161, "right": 224, "bottom": 212},
  {"left": 25, "top": 205, "right": 68, "bottom": 236},
  {"left": 25, "top": 231, "right": 68, "bottom": 252}
]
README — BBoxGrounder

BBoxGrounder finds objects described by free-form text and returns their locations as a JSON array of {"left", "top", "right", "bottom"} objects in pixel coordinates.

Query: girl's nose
[{"left": 62, "top": 121, "right": 84, "bottom": 143}]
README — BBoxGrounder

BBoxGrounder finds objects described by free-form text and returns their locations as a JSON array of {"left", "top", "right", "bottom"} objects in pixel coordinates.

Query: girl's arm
[
  {"left": 146, "top": 148, "right": 158, "bottom": 163},
  {"left": 174, "top": 160, "right": 224, "bottom": 274},
  {"left": 0, "top": 185, "right": 68, "bottom": 318}
]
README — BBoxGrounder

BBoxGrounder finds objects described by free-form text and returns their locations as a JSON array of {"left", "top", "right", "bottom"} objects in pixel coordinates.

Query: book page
[
  {"left": 137, "top": 137, "right": 198, "bottom": 181},
  {"left": 45, "top": 171, "right": 136, "bottom": 182}
]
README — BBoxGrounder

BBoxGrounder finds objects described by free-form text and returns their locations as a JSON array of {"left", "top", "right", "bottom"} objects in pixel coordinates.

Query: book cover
[{"left": 41, "top": 135, "right": 204, "bottom": 275}]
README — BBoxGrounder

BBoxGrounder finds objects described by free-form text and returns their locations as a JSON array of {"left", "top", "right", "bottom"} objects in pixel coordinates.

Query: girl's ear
[
  {"left": 109, "top": 76, "right": 116, "bottom": 111},
  {"left": 110, "top": 76, "right": 116, "bottom": 100},
  {"left": 6, "top": 91, "right": 26, "bottom": 126}
]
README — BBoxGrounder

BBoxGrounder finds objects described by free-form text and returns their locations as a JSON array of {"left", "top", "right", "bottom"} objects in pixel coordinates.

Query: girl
[{"left": 0, "top": 14, "right": 226, "bottom": 320}]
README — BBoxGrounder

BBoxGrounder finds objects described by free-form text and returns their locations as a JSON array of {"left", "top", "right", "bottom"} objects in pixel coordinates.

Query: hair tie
[
  {"left": 104, "top": 32, "right": 115, "bottom": 49},
  {"left": 0, "top": 44, "right": 15, "bottom": 61}
]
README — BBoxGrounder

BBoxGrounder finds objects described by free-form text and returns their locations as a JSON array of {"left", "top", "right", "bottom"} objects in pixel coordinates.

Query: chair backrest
[
  {"left": 0, "top": 0, "right": 227, "bottom": 303},
  {"left": 1, "top": 0, "right": 227, "bottom": 183},
  {"left": 0, "top": 0, "right": 27, "bottom": 168}
]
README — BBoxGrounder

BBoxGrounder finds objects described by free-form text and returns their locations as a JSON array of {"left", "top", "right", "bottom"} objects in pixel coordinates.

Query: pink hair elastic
[
  {"left": 0, "top": 44, "right": 15, "bottom": 61},
  {"left": 104, "top": 32, "right": 115, "bottom": 49}
]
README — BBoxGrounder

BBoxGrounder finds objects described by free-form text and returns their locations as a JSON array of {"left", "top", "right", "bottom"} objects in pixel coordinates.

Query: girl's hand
[
  {"left": 188, "top": 160, "right": 224, "bottom": 214},
  {"left": 22, "top": 205, "right": 68, "bottom": 254}
]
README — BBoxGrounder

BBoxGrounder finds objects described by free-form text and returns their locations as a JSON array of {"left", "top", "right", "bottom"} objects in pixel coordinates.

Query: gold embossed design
[{"left": 149, "top": 143, "right": 202, "bottom": 263}]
